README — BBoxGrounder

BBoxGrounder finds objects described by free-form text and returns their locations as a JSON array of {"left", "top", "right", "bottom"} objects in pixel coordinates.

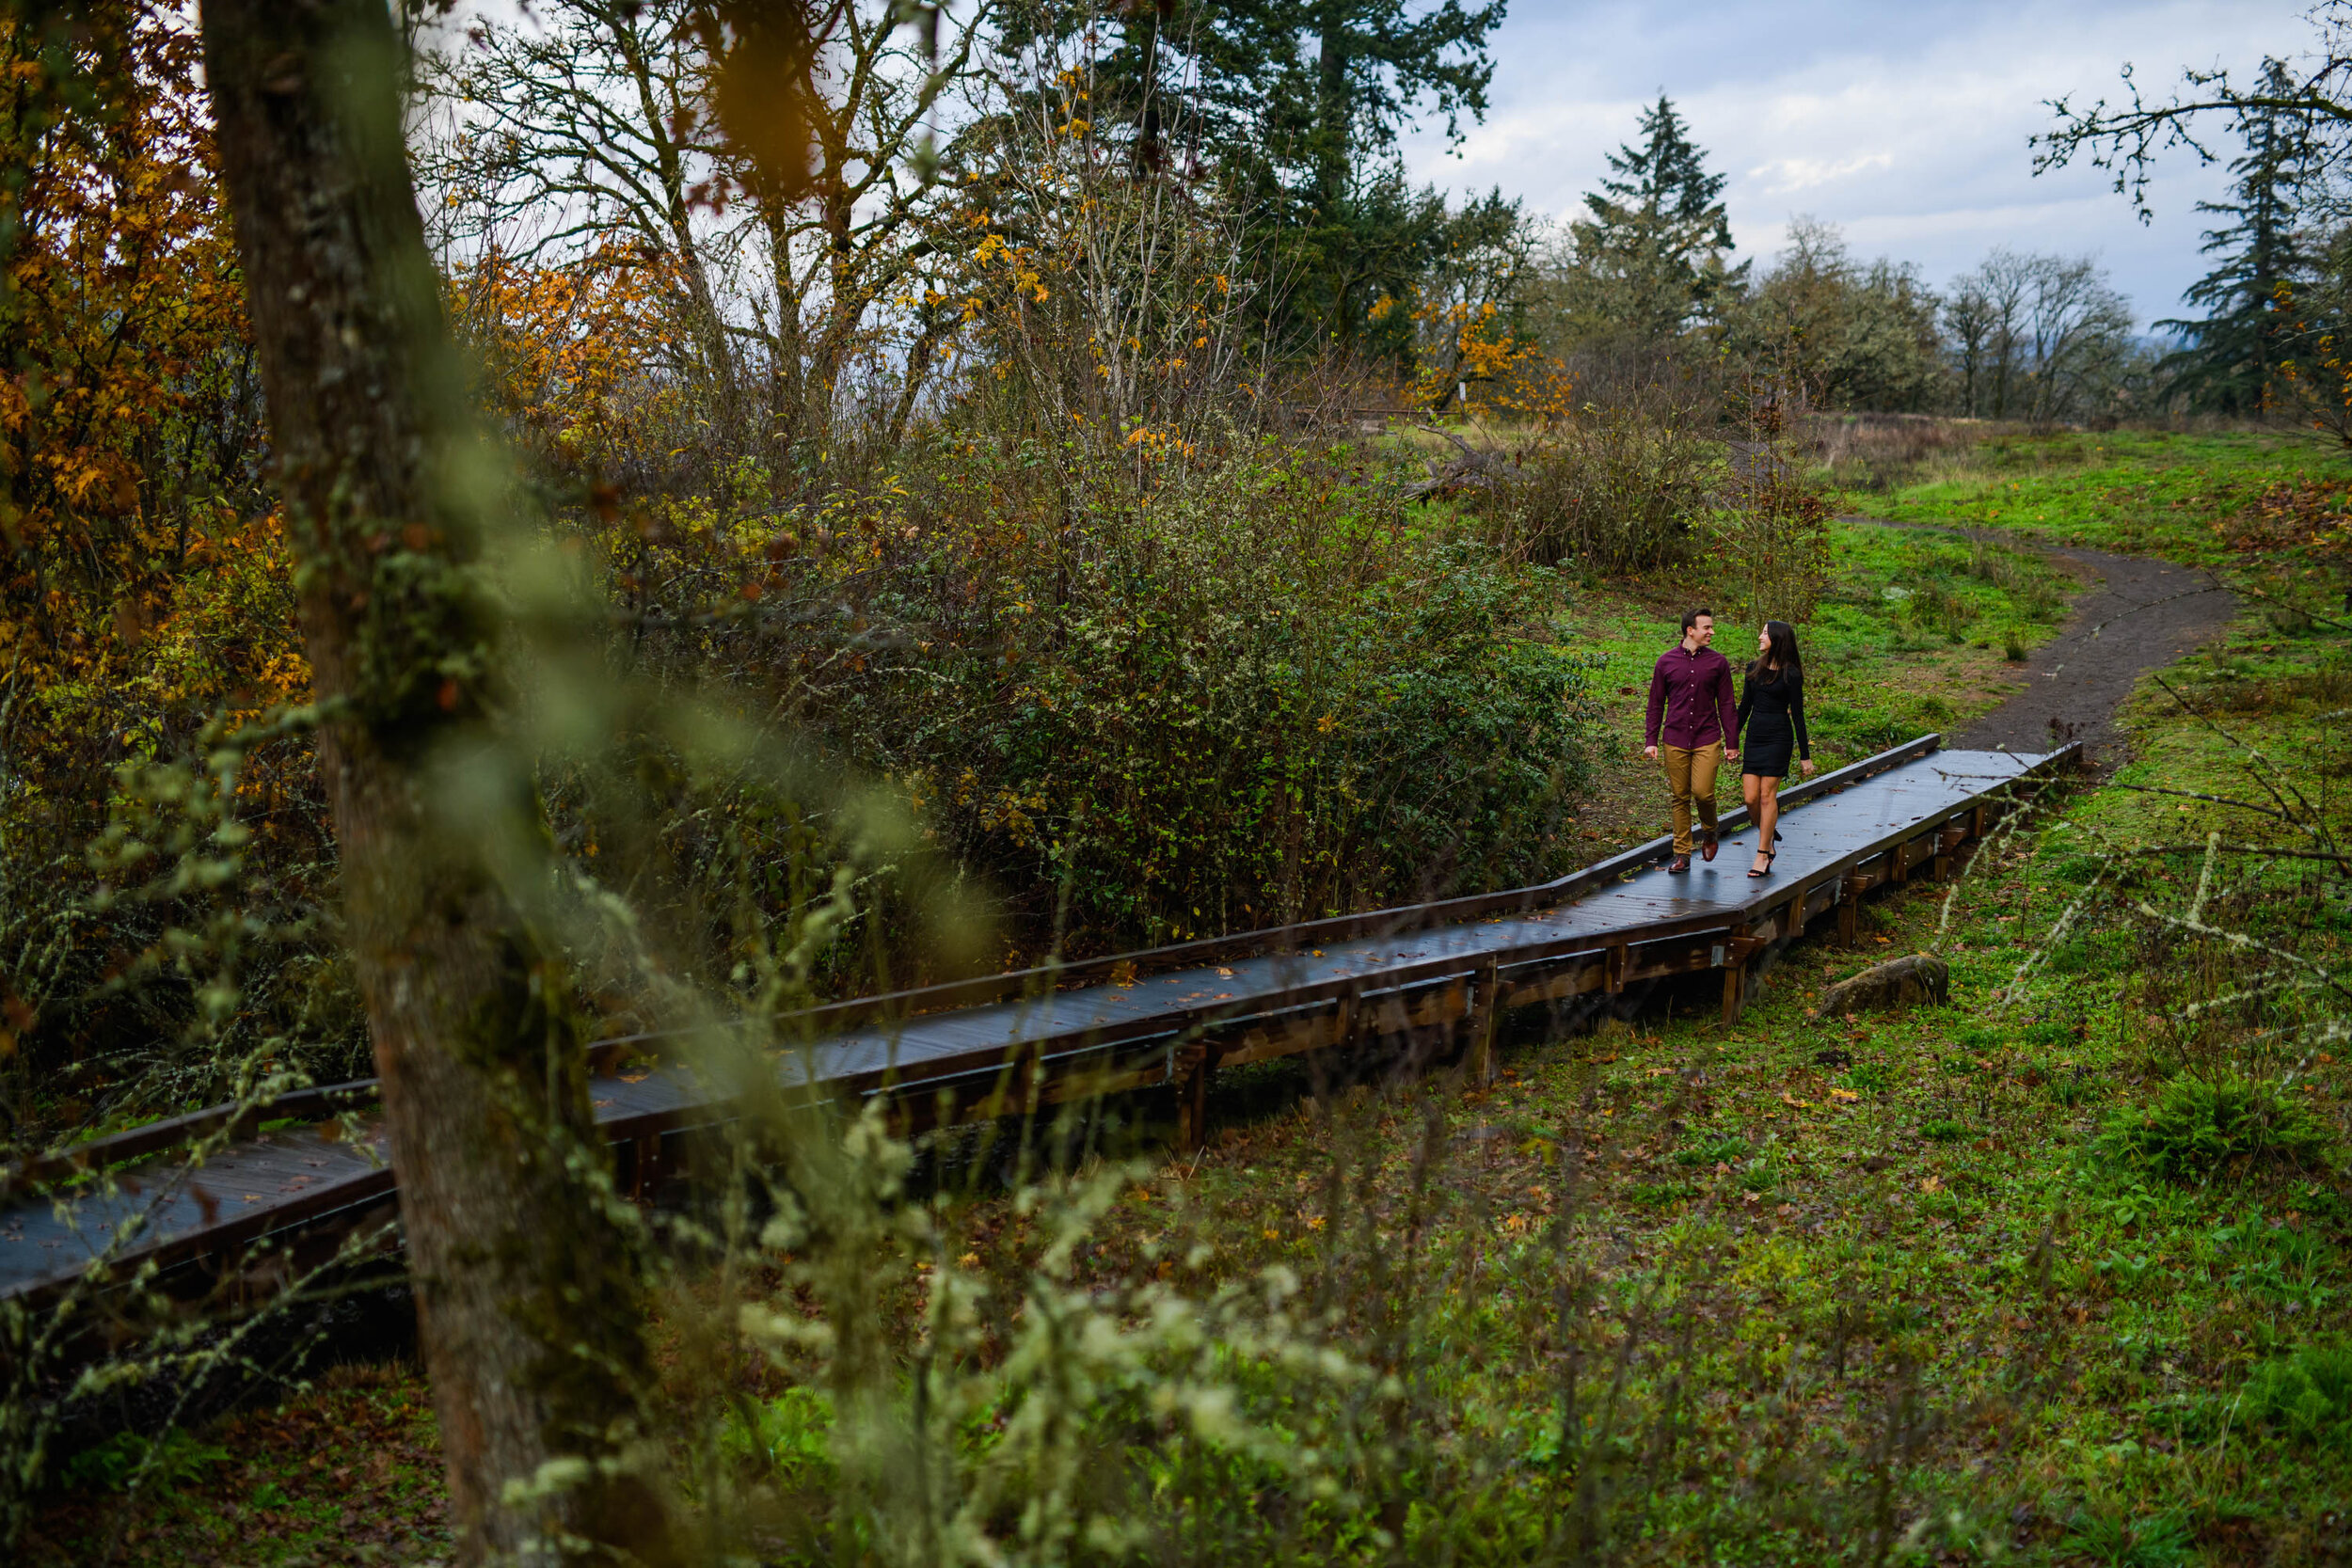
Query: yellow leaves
[
  {"left": 1920, "top": 1175, "right": 1944, "bottom": 1195},
  {"left": 1829, "top": 1086, "right": 1860, "bottom": 1102}
]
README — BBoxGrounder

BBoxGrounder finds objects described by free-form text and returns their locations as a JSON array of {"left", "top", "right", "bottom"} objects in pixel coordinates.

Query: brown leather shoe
[
  {"left": 1668, "top": 853, "right": 1692, "bottom": 874},
  {"left": 1700, "top": 832, "right": 1719, "bottom": 862}
]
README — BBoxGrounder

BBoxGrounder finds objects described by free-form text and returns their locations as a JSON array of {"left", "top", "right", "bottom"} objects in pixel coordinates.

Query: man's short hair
[{"left": 1681, "top": 607, "right": 1714, "bottom": 633}]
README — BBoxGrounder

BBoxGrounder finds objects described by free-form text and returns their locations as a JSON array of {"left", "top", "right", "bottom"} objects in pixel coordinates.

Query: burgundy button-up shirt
[{"left": 1645, "top": 643, "right": 1737, "bottom": 751}]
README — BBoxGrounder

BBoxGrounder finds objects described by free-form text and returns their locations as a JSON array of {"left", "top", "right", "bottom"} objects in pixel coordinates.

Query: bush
[
  {"left": 2240, "top": 1343, "right": 2352, "bottom": 1449},
  {"left": 2098, "top": 1073, "right": 2336, "bottom": 1182},
  {"left": 813, "top": 444, "right": 1600, "bottom": 951},
  {"left": 1481, "top": 405, "right": 1710, "bottom": 573}
]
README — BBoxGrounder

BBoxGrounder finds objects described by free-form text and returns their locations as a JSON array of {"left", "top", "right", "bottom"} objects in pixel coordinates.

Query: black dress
[{"left": 1735, "top": 665, "right": 1809, "bottom": 779}]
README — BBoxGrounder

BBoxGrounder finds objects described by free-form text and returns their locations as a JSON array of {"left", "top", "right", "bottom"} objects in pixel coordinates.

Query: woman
[{"left": 1734, "top": 620, "right": 1814, "bottom": 878}]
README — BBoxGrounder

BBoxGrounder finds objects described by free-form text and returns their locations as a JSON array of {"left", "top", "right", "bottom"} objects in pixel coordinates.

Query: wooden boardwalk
[{"left": 0, "top": 736, "right": 2071, "bottom": 1309}]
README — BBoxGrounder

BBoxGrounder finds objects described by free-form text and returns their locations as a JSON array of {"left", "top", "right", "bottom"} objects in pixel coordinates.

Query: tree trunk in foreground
[{"left": 199, "top": 3, "right": 672, "bottom": 1561}]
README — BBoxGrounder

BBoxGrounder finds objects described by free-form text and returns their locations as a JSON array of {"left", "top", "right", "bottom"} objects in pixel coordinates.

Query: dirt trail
[{"left": 1846, "top": 516, "right": 2239, "bottom": 762}]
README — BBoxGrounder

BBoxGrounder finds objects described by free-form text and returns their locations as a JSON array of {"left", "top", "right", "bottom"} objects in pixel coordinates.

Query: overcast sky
[{"left": 1397, "top": 0, "right": 2317, "bottom": 328}]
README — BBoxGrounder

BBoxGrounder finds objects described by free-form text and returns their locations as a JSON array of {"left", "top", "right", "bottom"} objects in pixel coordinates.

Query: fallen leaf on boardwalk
[
  {"left": 619, "top": 1072, "right": 649, "bottom": 1085},
  {"left": 1216, "top": 967, "right": 1234, "bottom": 977},
  {"left": 1921, "top": 1175, "right": 1944, "bottom": 1194}
]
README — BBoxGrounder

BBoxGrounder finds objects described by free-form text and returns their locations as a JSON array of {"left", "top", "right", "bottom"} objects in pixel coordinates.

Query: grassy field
[
  {"left": 40, "top": 612, "right": 2349, "bottom": 1565},
  {"left": 33, "top": 437, "right": 2352, "bottom": 1567},
  {"left": 1834, "top": 430, "right": 2343, "bottom": 566}
]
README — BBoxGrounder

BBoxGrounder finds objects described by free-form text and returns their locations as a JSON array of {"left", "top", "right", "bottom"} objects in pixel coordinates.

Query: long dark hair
[{"left": 1748, "top": 620, "right": 1801, "bottom": 683}]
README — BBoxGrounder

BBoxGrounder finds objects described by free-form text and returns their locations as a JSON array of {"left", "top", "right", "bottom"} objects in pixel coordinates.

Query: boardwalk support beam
[
  {"left": 1718, "top": 932, "right": 1766, "bottom": 1024},
  {"left": 1176, "top": 1043, "right": 1216, "bottom": 1151},
  {"left": 1465, "top": 958, "right": 1502, "bottom": 1088}
]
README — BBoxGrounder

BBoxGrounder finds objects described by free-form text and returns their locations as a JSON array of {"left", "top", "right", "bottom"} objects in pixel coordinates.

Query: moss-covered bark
[{"left": 197, "top": 2, "right": 673, "bottom": 1560}]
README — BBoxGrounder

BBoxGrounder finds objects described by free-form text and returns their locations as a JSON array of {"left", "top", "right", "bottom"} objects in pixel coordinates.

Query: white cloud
[
  {"left": 1749, "top": 152, "right": 1894, "bottom": 195},
  {"left": 1400, "top": 0, "right": 2313, "bottom": 323}
]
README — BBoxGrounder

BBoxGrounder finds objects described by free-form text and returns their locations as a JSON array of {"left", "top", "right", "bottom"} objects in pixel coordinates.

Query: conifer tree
[
  {"left": 1560, "top": 95, "right": 1747, "bottom": 342},
  {"left": 2155, "top": 60, "right": 2314, "bottom": 414}
]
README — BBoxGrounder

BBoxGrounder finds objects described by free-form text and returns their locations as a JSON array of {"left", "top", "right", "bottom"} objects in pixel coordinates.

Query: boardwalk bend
[{"left": 0, "top": 735, "right": 2075, "bottom": 1310}]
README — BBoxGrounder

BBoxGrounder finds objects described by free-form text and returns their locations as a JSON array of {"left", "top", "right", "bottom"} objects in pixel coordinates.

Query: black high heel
[{"left": 1748, "top": 849, "right": 1776, "bottom": 879}]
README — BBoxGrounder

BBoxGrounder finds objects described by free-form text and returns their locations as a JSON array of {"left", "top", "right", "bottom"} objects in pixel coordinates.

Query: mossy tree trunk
[{"left": 199, "top": 2, "right": 674, "bottom": 1560}]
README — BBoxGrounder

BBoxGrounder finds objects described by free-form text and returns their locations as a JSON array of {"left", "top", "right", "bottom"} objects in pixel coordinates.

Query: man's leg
[
  {"left": 1692, "top": 742, "right": 1723, "bottom": 851},
  {"left": 1663, "top": 745, "right": 1694, "bottom": 856}
]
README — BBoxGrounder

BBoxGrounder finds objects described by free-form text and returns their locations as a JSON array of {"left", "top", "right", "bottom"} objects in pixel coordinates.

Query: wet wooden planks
[{"left": 0, "top": 744, "right": 2065, "bottom": 1306}]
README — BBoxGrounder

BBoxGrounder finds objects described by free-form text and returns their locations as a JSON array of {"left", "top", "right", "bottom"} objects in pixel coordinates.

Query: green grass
[
  {"left": 1554, "top": 520, "right": 2072, "bottom": 853},
  {"left": 1841, "top": 431, "right": 2344, "bottom": 565}
]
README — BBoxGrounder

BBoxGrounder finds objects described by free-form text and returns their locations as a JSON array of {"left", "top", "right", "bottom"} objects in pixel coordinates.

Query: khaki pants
[{"left": 1661, "top": 741, "right": 1723, "bottom": 855}]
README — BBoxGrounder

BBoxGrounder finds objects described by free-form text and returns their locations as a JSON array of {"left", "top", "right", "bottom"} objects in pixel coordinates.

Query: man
[{"left": 1643, "top": 608, "right": 1738, "bottom": 874}]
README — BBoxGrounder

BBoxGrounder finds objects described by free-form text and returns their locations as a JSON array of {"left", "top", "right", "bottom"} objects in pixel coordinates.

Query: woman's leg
[
  {"left": 1741, "top": 771, "right": 1762, "bottom": 822},
  {"left": 1753, "top": 777, "right": 1781, "bottom": 871}
]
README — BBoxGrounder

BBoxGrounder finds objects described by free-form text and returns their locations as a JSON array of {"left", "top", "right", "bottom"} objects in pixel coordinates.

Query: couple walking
[{"left": 1641, "top": 608, "right": 1813, "bottom": 878}]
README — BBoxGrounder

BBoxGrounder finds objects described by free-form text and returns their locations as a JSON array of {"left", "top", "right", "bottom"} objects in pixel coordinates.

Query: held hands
[
  {"left": 1801, "top": 759, "right": 1816, "bottom": 778},
  {"left": 1644, "top": 745, "right": 1658, "bottom": 761}
]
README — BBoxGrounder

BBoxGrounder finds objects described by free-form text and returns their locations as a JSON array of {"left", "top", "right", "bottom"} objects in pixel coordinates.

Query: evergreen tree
[
  {"left": 2154, "top": 59, "right": 2314, "bottom": 414},
  {"left": 1559, "top": 95, "right": 1747, "bottom": 342},
  {"left": 999, "top": 1, "right": 1507, "bottom": 346}
]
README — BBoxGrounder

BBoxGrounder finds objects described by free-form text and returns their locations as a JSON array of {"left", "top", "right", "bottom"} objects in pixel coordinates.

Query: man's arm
[{"left": 1644, "top": 657, "right": 1667, "bottom": 752}]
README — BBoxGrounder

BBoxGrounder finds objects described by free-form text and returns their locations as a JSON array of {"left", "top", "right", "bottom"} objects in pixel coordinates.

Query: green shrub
[
  {"left": 61, "top": 1428, "right": 229, "bottom": 1494},
  {"left": 1906, "top": 580, "right": 1979, "bottom": 637},
  {"left": 2240, "top": 1343, "right": 2352, "bottom": 1449},
  {"left": 814, "top": 446, "right": 1600, "bottom": 951},
  {"left": 2050, "top": 1074, "right": 2104, "bottom": 1108},
  {"left": 2098, "top": 1074, "right": 2336, "bottom": 1182},
  {"left": 1920, "top": 1118, "right": 1964, "bottom": 1142},
  {"left": 1627, "top": 1180, "right": 1699, "bottom": 1207},
  {"left": 2058, "top": 1507, "right": 2195, "bottom": 1568},
  {"left": 1839, "top": 1062, "right": 1890, "bottom": 1094}
]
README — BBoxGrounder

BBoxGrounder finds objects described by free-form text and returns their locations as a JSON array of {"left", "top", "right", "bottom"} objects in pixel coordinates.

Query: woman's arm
[{"left": 1789, "top": 671, "right": 1810, "bottom": 759}]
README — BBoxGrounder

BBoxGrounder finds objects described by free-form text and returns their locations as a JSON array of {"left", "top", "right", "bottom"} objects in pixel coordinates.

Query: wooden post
[
  {"left": 1719, "top": 931, "right": 1761, "bottom": 1025},
  {"left": 629, "top": 1133, "right": 660, "bottom": 1202},
  {"left": 1175, "top": 1044, "right": 1216, "bottom": 1151},
  {"left": 1838, "top": 876, "right": 1861, "bottom": 947},
  {"left": 1604, "top": 942, "right": 1628, "bottom": 996},
  {"left": 1464, "top": 958, "right": 1501, "bottom": 1089}
]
